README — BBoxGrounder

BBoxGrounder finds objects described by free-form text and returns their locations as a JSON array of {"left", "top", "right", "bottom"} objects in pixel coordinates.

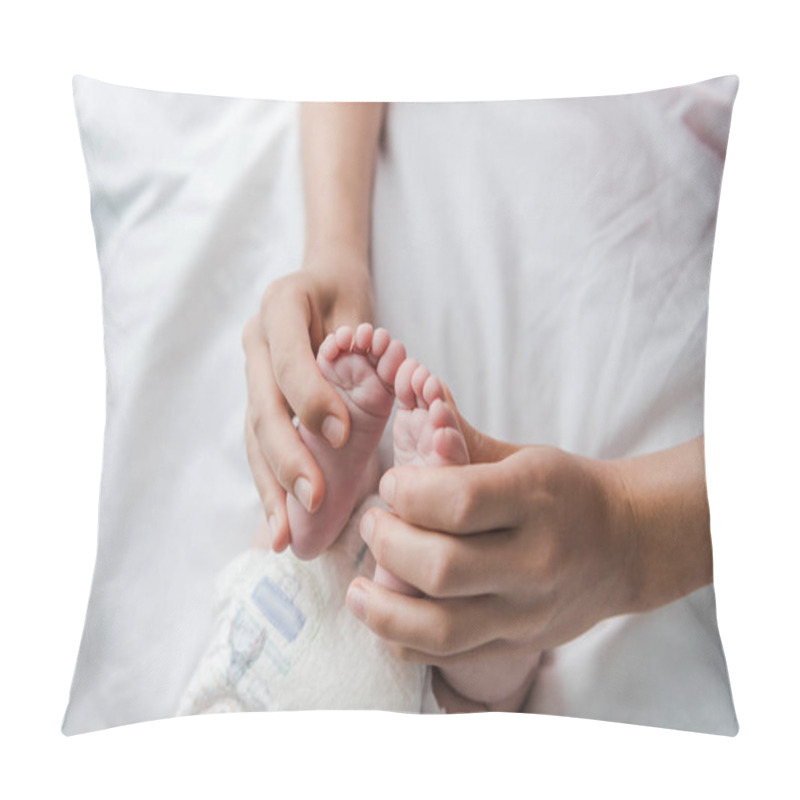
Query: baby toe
[
  {"left": 394, "top": 357, "right": 418, "bottom": 409},
  {"left": 371, "top": 327, "right": 391, "bottom": 358},
  {"left": 354, "top": 322, "right": 374, "bottom": 353},
  {"left": 422, "top": 373, "right": 446, "bottom": 407},
  {"left": 334, "top": 326, "right": 354, "bottom": 351},
  {"left": 376, "top": 339, "right": 407, "bottom": 390},
  {"left": 318, "top": 333, "right": 340, "bottom": 363},
  {"left": 410, "top": 364, "right": 431, "bottom": 407},
  {"left": 432, "top": 426, "right": 470, "bottom": 466}
]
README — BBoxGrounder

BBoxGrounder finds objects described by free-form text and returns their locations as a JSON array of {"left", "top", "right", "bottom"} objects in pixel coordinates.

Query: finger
[
  {"left": 251, "top": 517, "right": 272, "bottom": 550},
  {"left": 360, "top": 507, "right": 514, "bottom": 597},
  {"left": 244, "top": 408, "right": 290, "bottom": 552},
  {"left": 243, "top": 322, "right": 326, "bottom": 512},
  {"left": 378, "top": 458, "right": 527, "bottom": 534},
  {"left": 346, "top": 577, "right": 511, "bottom": 657},
  {"left": 390, "top": 636, "right": 541, "bottom": 672},
  {"left": 441, "top": 382, "right": 518, "bottom": 464},
  {"left": 260, "top": 285, "right": 350, "bottom": 447}
]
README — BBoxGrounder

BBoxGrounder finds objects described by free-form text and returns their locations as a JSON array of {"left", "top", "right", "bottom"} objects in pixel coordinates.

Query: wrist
[
  {"left": 303, "top": 237, "right": 371, "bottom": 275},
  {"left": 608, "top": 440, "right": 712, "bottom": 614},
  {"left": 597, "top": 458, "right": 644, "bottom": 616},
  {"left": 302, "top": 250, "right": 375, "bottom": 328}
]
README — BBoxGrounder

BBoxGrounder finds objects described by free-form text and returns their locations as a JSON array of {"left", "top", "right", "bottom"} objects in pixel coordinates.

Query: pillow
[{"left": 64, "top": 75, "right": 739, "bottom": 734}]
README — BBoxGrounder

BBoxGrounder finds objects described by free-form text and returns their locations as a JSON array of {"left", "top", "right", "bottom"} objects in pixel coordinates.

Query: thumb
[{"left": 441, "top": 383, "right": 519, "bottom": 464}]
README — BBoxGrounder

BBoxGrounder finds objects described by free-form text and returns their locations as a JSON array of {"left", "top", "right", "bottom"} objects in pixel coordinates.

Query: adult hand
[
  {"left": 346, "top": 441, "right": 637, "bottom": 668},
  {"left": 347, "top": 390, "right": 711, "bottom": 670},
  {"left": 242, "top": 256, "right": 373, "bottom": 552}
]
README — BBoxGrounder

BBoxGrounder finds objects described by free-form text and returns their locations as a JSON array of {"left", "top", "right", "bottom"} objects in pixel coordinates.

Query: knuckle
[
  {"left": 517, "top": 446, "right": 547, "bottom": 486},
  {"left": 426, "top": 541, "right": 456, "bottom": 596},
  {"left": 391, "top": 644, "right": 412, "bottom": 662},
  {"left": 250, "top": 408, "right": 267, "bottom": 440},
  {"left": 451, "top": 482, "right": 477, "bottom": 530},
  {"left": 274, "top": 455, "right": 302, "bottom": 489},
  {"left": 368, "top": 604, "right": 392, "bottom": 640},
  {"left": 261, "top": 273, "right": 311, "bottom": 319},
  {"left": 525, "top": 534, "right": 558, "bottom": 590},
  {"left": 270, "top": 346, "right": 294, "bottom": 382},
  {"left": 498, "top": 597, "right": 533, "bottom": 642},
  {"left": 260, "top": 276, "right": 287, "bottom": 313},
  {"left": 369, "top": 514, "right": 389, "bottom": 565},
  {"left": 430, "top": 610, "right": 457, "bottom": 656},
  {"left": 254, "top": 478, "right": 273, "bottom": 509},
  {"left": 511, "top": 597, "right": 552, "bottom": 645},
  {"left": 294, "top": 391, "right": 330, "bottom": 432},
  {"left": 523, "top": 445, "right": 562, "bottom": 490},
  {"left": 241, "top": 316, "right": 259, "bottom": 351},
  {"left": 244, "top": 454, "right": 277, "bottom": 510},
  {"left": 244, "top": 430, "right": 259, "bottom": 470}
]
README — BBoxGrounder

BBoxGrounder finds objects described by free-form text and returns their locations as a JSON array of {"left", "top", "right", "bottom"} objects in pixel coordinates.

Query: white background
[{"left": 1, "top": 1, "right": 797, "bottom": 797}]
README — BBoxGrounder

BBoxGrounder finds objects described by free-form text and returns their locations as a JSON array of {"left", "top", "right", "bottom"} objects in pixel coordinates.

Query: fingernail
[
  {"left": 267, "top": 514, "right": 278, "bottom": 548},
  {"left": 360, "top": 512, "right": 374, "bottom": 545},
  {"left": 293, "top": 477, "right": 313, "bottom": 512},
  {"left": 347, "top": 583, "right": 367, "bottom": 622},
  {"left": 379, "top": 472, "right": 396, "bottom": 507},
  {"left": 321, "top": 415, "right": 346, "bottom": 447}
]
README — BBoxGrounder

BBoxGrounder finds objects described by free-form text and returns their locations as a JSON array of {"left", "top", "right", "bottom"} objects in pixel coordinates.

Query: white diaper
[{"left": 177, "top": 496, "right": 440, "bottom": 715}]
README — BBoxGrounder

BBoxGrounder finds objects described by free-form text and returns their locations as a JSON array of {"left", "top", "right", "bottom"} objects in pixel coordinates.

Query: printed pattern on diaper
[
  {"left": 227, "top": 607, "right": 266, "bottom": 684},
  {"left": 251, "top": 573, "right": 306, "bottom": 642}
]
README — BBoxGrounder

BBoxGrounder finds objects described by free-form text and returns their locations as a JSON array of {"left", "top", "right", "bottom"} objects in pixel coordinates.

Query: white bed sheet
[{"left": 63, "top": 76, "right": 738, "bottom": 734}]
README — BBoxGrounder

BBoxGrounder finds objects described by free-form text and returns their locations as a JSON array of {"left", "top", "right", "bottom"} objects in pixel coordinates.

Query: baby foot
[
  {"left": 371, "top": 359, "right": 470, "bottom": 595},
  {"left": 287, "top": 324, "right": 406, "bottom": 560},
  {"left": 383, "top": 360, "right": 541, "bottom": 712},
  {"left": 392, "top": 358, "right": 469, "bottom": 469}
]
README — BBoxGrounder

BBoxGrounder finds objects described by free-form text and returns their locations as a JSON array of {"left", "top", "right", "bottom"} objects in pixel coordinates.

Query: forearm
[
  {"left": 611, "top": 436, "right": 712, "bottom": 614},
  {"left": 300, "top": 102, "right": 386, "bottom": 269}
]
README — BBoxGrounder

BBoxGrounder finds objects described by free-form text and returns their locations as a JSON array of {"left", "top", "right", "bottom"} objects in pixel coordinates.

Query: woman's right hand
[{"left": 242, "top": 255, "right": 374, "bottom": 552}]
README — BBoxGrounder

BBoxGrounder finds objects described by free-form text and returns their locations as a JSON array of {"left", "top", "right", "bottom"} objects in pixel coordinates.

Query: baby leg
[{"left": 287, "top": 324, "right": 405, "bottom": 560}]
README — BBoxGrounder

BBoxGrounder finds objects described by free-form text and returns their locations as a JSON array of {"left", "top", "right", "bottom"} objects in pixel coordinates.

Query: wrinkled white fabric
[{"left": 64, "top": 76, "right": 737, "bottom": 735}]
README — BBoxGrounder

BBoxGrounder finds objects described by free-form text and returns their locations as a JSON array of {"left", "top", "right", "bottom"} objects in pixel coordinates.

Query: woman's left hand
[{"left": 346, "top": 443, "right": 638, "bottom": 666}]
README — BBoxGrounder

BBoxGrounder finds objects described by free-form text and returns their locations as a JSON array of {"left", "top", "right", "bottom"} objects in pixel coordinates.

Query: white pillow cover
[{"left": 64, "top": 75, "right": 738, "bottom": 735}]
